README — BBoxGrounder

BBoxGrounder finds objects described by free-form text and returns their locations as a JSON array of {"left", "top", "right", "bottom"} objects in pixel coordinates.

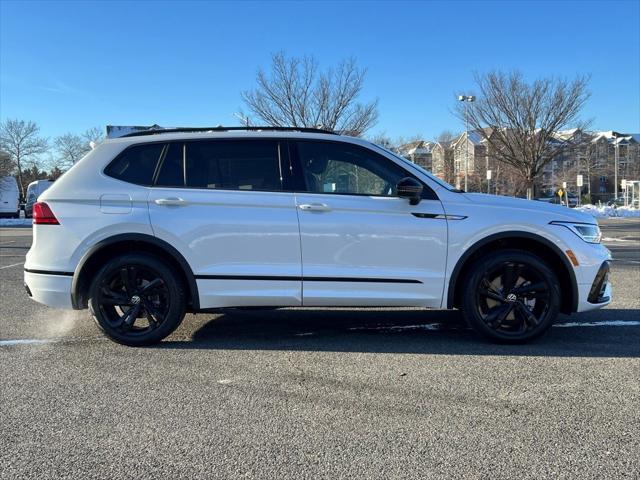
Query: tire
[
  {"left": 460, "top": 249, "right": 560, "bottom": 343},
  {"left": 88, "top": 253, "right": 186, "bottom": 346}
]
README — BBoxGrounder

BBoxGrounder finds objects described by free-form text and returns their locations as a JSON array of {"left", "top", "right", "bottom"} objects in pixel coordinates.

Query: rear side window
[
  {"left": 105, "top": 144, "right": 164, "bottom": 186},
  {"left": 184, "top": 140, "right": 282, "bottom": 191}
]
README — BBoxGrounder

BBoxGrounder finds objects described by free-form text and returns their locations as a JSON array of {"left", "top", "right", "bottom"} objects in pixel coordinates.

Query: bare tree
[
  {"left": 54, "top": 133, "right": 87, "bottom": 170},
  {"left": 0, "top": 150, "right": 14, "bottom": 178},
  {"left": 53, "top": 127, "right": 103, "bottom": 172},
  {"left": 368, "top": 132, "right": 397, "bottom": 151},
  {"left": 456, "top": 71, "right": 591, "bottom": 199},
  {"left": 241, "top": 52, "right": 378, "bottom": 136},
  {"left": 435, "top": 130, "right": 456, "bottom": 185},
  {"left": 82, "top": 126, "right": 105, "bottom": 146},
  {"left": 0, "top": 119, "right": 49, "bottom": 198}
]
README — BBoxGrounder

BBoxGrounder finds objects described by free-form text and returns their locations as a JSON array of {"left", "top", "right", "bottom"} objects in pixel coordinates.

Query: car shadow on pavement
[{"left": 159, "top": 307, "right": 640, "bottom": 358}]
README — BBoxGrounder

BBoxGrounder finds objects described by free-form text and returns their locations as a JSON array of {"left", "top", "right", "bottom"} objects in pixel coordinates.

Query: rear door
[
  {"left": 291, "top": 140, "right": 448, "bottom": 307},
  {"left": 148, "top": 139, "right": 302, "bottom": 308}
]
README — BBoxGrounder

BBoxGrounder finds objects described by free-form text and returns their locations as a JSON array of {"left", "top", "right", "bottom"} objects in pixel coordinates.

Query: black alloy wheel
[
  {"left": 462, "top": 250, "right": 560, "bottom": 343},
  {"left": 89, "top": 253, "right": 186, "bottom": 346}
]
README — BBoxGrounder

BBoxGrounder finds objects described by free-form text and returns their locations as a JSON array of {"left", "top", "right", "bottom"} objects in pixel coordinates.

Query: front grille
[{"left": 588, "top": 261, "right": 610, "bottom": 304}]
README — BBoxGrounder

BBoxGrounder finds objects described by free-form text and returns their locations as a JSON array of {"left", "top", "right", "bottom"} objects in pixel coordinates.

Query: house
[
  {"left": 431, "top": 141, "right": 455, "bottom": 184},
  {"left": 541, "top": 130, "right": 640, "bottom": 200},
  {"left": 450, "top": 128, "right": 494, "bottom": 190},
  {"left": 397, "top": 140, "right": 435, "bottom": 170}
]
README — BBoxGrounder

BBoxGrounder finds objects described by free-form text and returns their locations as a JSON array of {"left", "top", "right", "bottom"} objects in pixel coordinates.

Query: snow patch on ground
[
  {"left": 575, "top": 204, "right": 640, "bottom": 218},
  {"left": 0, "top": 218, "right": 32, "bottom": 226},
  {"left": 554, "top": 320, "right": 640, "bottom": 328}
]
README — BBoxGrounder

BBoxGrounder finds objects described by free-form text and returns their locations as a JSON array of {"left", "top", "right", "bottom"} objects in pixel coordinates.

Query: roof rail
[{"left": 116, "top": 125, "right": 337, "bottom": 138}]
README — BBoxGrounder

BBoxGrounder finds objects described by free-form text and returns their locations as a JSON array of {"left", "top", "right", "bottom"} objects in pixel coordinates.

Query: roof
[
  {"left": 590, "top": 130, "right": 638, "bottom": 144},
  {"left": 451, "top": 129, "right": 489, "bottom": 148},
  {"left": 106, "top": 125, "right": 337, "bottom": 139},
  {"left": 397, "top": 140, "right": 434, "bottom": 155}
]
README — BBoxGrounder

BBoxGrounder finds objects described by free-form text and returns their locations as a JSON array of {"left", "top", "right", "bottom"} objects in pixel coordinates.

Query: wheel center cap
[
  {"left": 131, "top": 295, "right": 141, "bottom": 305},
  {"left": 506, "top": 293, "right": 517, "bottom": 302}
]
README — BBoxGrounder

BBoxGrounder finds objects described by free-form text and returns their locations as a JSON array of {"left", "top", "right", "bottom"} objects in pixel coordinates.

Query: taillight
[{"left": 33, "top": 202, "right": 60, "bottom": 225}]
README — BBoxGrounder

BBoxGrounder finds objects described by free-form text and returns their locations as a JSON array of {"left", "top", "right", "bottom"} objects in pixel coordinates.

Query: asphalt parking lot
[{"left": 1, "top": 219, "right": 639, "bottom": 479}]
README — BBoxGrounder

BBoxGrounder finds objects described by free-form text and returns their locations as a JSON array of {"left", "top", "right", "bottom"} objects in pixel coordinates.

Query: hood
[{"left": 460, "top": 193, "right": 597, "bottom": 224}]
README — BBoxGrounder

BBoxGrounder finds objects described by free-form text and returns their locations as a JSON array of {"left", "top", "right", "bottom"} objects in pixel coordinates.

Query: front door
[
  {"left": 148, "top": 139, "right": 302, "bottom": 308},
  {"left": 291, "top": 140, "right": 448, "bottom": 307}
]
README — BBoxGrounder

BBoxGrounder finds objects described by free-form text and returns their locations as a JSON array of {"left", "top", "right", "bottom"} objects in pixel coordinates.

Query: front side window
[
  {"left": 296, "top": 141, "right": 415, "bottom": 196},
  {"left": 104, "top": 143, "right": 164, "bottom": 186},
  {"left": 184, "top": 140, "right": 282, "bottom": 191}
]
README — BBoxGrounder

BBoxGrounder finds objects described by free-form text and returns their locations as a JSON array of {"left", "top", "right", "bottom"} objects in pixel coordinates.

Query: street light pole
[
  {"left": 613, "top": 133, "right": 619, "bottom": 199},
  {"left": 458, "top": 95, "right": 475, "bottom": 192}
]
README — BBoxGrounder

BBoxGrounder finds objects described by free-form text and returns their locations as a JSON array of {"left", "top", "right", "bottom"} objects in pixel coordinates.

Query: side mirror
[{"left": 396, "top": 177, "right": 423, "bottom": 205}]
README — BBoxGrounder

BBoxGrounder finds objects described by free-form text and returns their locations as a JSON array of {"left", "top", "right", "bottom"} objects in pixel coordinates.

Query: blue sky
[{"left": 1, "top": 0, "right": 639, "bottom": 141}]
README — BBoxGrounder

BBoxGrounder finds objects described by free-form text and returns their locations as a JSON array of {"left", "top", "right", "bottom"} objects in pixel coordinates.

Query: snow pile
[
  {"left": 0, "top": 218, "right": 32, "bottom": 226},
  {"left": 576, "top": 204, "right": 640, "bottom": 218}
]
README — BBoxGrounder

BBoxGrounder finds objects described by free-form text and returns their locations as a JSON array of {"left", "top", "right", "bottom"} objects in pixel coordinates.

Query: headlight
[{"left": 550, "top": 221, "right": 602, "bottom": 244}]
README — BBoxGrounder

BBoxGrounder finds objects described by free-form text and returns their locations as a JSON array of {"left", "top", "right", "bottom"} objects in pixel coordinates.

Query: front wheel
[
  {"left": 461, "top": 250, "right": 560, "bottom": 343},
  {"left": 89, "top": 253, "right": 186, "bottom": 346}
]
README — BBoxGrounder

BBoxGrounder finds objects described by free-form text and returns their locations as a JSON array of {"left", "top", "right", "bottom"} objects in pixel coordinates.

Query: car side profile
[{"left": 24, "top": 127, "right": 612, "bottom": 346}]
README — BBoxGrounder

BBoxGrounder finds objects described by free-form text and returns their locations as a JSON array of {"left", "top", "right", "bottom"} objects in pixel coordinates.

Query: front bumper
[
  {"left": 575, "top": 259, "right": 613, "bottom": 313},
  {"left": 24, "top": 271, "right": 73, "bottom": 309}
]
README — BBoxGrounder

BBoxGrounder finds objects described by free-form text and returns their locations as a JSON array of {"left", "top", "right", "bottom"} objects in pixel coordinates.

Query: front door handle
[
  {"left": 298, "top": 203, "right": 331, "bottom": 212},
  {"left": 154, "top": 197, "right": 188, "bottom": 206}
]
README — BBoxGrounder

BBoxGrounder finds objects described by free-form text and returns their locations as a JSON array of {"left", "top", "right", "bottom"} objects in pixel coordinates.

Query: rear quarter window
[{"left": 104, "top": 143, "right": 164, "bottom": 186}]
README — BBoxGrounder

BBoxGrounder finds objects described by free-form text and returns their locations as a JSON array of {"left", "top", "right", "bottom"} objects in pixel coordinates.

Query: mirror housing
[{"left": 396, "top": 177, "right": 423, "bottom": 205}]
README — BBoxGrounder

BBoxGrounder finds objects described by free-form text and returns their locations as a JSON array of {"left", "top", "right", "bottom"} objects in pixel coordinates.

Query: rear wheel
[
  {"left": 461, "top": 250, "right": 560, "bottom": 343},
  {"left": 89, "top": 253, "right": 186, "bottom": 346}
]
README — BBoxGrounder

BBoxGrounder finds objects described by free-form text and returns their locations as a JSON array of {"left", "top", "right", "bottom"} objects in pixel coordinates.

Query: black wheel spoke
[
  {"left": 101, "top": 286, "right": 130, "bottom": 305},
  {"left": 512, "top": 282, "right": 547, "bottom": 295},
  {"left": 145, "top": 310, "right": 159, "bottom": 329},
  {"left": 479, "top": 288, "right": 505, "bottom": 302},
  {"left": 140, "top": 278, "right": 164, "bottom": 294},
  {"left": 101, "top": 296, "right": 131, "bottom": 306},
  {"left": 516, "top": 302, "right": 540, "bottom": 327},
  {"left": 120, "top": 267, "right": 136, "bottom": 295},
  {"left": 484, "top": 303, "right": 514, "bottom": 327},
  {"left": 502, "top": 263, "right": 521, "bottom": 292},
  {"left": 144, "top": 301, "right": 165, "bottom": 323},
  {"left": 479, "top": 278, "right": 505, "bottom": 302},
  {"left": 121, "top": 304, "right": 141, "bottom": 330}
]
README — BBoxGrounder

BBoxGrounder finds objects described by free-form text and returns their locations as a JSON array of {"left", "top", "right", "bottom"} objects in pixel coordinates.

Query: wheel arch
[
  {"left": 71, "top": 233, "right": 199, "bottom": 311},
  {"left": 447, "top": 231, "right": 578, "bottom": 314}
]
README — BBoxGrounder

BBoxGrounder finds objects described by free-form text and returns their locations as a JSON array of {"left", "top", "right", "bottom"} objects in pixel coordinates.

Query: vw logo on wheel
[
  {"left": 506, "top": 293, "right": 517, "bottom": 302},
  {"left": 130, "top": 295, "right": 141, "bottom": 305}
]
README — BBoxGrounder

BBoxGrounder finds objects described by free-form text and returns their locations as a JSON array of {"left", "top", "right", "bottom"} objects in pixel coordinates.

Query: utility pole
[{"left": 458, "top": 95, "right": 475, "bottom": 191}]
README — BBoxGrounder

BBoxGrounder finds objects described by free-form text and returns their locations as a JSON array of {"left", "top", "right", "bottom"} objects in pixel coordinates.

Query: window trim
[{"left": 288, "top": 139, "right": 439, "bottom": 201}]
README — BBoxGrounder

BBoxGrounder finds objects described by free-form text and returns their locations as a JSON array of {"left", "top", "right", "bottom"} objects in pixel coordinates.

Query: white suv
[{"left": 24, "top": 127, "right": 612, "bottom": 345}]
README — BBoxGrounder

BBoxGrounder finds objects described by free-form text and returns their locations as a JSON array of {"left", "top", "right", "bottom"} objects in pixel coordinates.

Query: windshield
[{"left": 372, "top": 144, "right": 457, "bottom": 191}]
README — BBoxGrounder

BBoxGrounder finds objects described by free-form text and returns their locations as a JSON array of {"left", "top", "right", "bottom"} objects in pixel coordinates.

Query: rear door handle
[
  {"left": 298, "top": 203, "right": 331, "bottom": 212},
  {"left": 154, "top": 197, "right": 188, "bottom": 206}
]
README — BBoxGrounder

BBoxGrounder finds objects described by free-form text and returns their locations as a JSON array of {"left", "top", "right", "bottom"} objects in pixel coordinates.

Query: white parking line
[
  {"left": 0, "top": 262, "right": 23, "bottom": 270},
  {"left": 0, "top": 339, "right": 57, "bottom": 346},
  {"left": 0, "top": 336, "right": 106, "bottom": 347}
]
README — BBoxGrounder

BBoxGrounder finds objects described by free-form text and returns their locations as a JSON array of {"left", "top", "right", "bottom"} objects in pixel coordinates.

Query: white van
[
  {"left": 25, "top": 180, "right": 54, "bottom": 218},
  {"left": 0, "top": 176, "right": 20, "bottom": 218}
]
